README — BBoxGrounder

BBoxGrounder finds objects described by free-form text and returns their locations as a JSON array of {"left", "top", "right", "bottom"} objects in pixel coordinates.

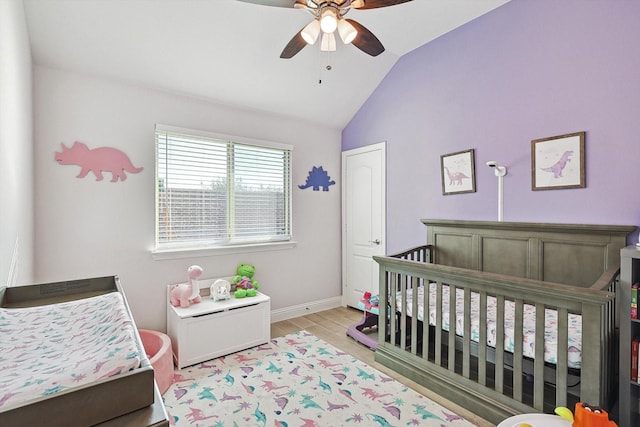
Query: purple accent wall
[{"left": 342, "top": 0, "right": 640, "bottom": 252}]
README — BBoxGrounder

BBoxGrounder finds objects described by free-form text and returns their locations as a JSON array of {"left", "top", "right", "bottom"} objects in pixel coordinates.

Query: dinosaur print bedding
[
  {"left": 394, "top": 283, "right": 582, "bottom": 369},
  {"left": 0, "top": 292, "right": 142, "bottom": 411}
]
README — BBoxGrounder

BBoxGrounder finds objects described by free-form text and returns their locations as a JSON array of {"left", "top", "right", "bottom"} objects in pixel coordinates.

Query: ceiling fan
[{"left": 238, "top": 0, "right": 414, "bottom": 59}]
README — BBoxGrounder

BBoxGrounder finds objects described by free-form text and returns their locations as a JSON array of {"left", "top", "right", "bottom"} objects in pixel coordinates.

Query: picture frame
[
  {"left": 531, "top": 131, "right": 585, "bottom": 191},
  {"left": 441, "top": 149, "right": 476, "bottom": 195}
]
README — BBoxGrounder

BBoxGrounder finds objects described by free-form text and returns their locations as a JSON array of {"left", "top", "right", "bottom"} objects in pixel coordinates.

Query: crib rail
[
  {"left": 373, "top": 250, "right": 618, "bottom": 423},
  {"left": 388, "top": 244, "right": 432, "bottom": 263}
]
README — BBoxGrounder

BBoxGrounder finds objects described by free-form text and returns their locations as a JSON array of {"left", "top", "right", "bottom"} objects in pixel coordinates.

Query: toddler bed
[
  {"left": 0, "top": 275, "right": 167, "bottom": 427},
  {"left": 372, "top": 220, "right": 634, "bottom": 425}
]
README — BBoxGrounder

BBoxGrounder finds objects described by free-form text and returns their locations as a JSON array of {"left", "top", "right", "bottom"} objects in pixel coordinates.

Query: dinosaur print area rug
[{"left": 162, "top": 330, "right": 476, "bottom": 427}]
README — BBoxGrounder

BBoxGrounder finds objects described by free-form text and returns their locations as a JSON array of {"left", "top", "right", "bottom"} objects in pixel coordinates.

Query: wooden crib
[{"left": 373, "top": 220, "right": 634, "bottom": 424}]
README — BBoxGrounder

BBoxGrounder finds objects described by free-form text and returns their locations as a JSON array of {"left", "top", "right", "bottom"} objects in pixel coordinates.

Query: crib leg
[{"left": 346, "top": 312, "right": 378, "bottom": 350}]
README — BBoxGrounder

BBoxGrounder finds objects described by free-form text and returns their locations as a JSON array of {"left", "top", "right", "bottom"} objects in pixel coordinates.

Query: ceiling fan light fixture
[
  {"left": 266, "top": 0, "right": 402, "bottom": 59},
  {"left": 320, "top": 8, "right": 338, "bottom": 33},
  {"left": 320, "top": 32, "right": 336, "bottom": 52},
  {"left": 337, "top": 19, "right": 357, "bottom": 44},
  {"left": 301, "top": 19, "right": 321, "bottom": 44}
]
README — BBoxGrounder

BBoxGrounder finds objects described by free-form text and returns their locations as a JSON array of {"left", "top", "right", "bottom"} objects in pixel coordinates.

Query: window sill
[{"left": 151, "top": 240, "right": 297, "bottom": 261}]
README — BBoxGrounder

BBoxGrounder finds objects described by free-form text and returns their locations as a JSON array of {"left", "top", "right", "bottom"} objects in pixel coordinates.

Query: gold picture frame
[
  {"left": 531, "top": 131, "right": 585, "bottom": 191},
  {"left": 441, "top": 149, "right": 476, "bottom": 195}
]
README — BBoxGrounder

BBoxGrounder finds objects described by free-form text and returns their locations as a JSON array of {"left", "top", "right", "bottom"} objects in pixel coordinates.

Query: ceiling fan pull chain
[
  {"left": 317, "top": 48, "right": 323, "bottom": 84},
  {"left": 320, "top": 51, "right": 333, "bottom": 84}
]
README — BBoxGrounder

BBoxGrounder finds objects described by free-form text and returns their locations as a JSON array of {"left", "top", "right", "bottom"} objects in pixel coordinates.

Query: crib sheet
[
  {"left": 395, "top": 284, "right": 582, "bottom": 369},
  {"left": 0, "top": 292, "right": 142, "bottom": 410}
]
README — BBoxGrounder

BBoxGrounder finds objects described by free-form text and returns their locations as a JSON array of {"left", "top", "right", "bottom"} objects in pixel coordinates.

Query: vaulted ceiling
[{"left": 23, "top": 0, "right": 509, "bottom": 129}]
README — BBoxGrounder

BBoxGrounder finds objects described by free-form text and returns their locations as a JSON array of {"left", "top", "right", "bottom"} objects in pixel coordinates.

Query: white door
[{"left": 342, "top": 142, "right": 386, "bottom": 309}]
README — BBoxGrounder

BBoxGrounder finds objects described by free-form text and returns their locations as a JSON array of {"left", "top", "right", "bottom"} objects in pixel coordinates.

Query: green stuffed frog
[{"left": 232, "top": 263, "right": 259, "bottom": 298}]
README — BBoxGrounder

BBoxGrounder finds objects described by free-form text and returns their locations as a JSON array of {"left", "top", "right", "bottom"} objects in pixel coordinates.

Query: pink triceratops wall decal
[{"left": 55, "top": 141, "right": 143, "bottom": 182}]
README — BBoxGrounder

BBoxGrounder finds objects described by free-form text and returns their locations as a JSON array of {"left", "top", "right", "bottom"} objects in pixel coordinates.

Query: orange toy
[{"left": 572, "top": 402, "right": 617, "bottom": 427}]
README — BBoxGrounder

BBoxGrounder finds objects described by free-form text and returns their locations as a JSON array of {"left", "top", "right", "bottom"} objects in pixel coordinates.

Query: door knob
[{"left": 370, "top": 239, "right": 381, "bottom": 245}]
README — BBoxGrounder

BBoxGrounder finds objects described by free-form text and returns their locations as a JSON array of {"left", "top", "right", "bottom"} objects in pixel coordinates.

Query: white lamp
[
  {"left": 320, "top": 32, "right": 336, "bottom": 51},
  {"left": 320, "top": 8, "right": 338, "bottom": 33},
  {"left": 337, "top": 19, "right": 357, "bottom": 44},
  {"left": 301, "top": 19, "right": 321, "bottom": 45}
]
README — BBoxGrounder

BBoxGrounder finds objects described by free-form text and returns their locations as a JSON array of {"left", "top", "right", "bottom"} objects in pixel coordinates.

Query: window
[{"left": 155, "top": 125, "right": 292, "bottom": 251}]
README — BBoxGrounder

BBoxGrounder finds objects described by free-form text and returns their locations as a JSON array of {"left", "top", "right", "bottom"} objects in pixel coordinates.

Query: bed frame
[
  {"left": 0, "top": 275, "right": 169, "bottom": 427},
  {"left": 373, "top": 220, "right": 635, "bottom": 425}
]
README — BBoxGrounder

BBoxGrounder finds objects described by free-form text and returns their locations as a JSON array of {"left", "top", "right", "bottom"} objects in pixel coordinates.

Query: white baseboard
[{"left": 270, "top": 296, "right": 343, "bottom": 323}]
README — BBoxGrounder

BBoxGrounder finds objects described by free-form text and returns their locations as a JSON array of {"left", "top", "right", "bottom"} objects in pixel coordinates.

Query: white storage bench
[{"left": 167, "top": 287, "right": 270, "bottom": 369}]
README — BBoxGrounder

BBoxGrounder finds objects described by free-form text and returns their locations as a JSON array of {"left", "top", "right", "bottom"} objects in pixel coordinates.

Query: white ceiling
[{"left": 23, "top": 0, "right": 509, "bottom": 129}]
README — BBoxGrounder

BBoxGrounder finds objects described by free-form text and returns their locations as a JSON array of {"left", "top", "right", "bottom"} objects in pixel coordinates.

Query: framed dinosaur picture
[
  {"left": 440, "top": 148, "right": 476, "bottom": 195},
  {"left": 531, "top": 131, "right": 585, "bottom": 191}
]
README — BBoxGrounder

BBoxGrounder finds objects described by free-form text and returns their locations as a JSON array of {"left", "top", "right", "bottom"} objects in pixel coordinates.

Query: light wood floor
[{"left": 271, "top": 306, "right": 495, "bottom": 427}]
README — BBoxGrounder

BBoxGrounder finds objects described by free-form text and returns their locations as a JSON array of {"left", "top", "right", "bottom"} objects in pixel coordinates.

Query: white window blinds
[{"left": 155, "top": 126, "right": 292, "bottom": 249}]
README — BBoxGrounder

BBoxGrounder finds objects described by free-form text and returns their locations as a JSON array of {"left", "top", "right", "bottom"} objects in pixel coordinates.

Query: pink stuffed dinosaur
[{"left": 169, "top": 265, "right": 203, "bottom": 308}]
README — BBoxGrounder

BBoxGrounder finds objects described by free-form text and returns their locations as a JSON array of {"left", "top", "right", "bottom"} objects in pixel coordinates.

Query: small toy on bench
[
  {"left": 232, "top": 263, "right": 259, "bottom": 298},
  {"left": 169, "top": 265, "right": 203, "bottom": 308},
  {"left": 211, "top": 279, "right": 231, "bottom": 301}
]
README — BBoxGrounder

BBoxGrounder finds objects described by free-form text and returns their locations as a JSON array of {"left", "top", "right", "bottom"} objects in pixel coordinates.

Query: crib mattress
[
  {"left": 0, "top": 292, "right": 142, "bottom": 411},
  {"left": 396, "top": 283, "right": 582, "bottom": 369}
]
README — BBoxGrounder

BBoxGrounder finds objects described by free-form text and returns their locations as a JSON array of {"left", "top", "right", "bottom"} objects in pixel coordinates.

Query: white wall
[
  {"left": 33, "top": 66, "right": 342, "bottom": 331},
  {"left": 0, "top": 0, "right": 34, "bottom": 287}
]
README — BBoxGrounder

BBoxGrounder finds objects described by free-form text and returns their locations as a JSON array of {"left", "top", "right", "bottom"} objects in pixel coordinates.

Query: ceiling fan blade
[
  {"left": 346, "top": 19, "right": 384, "bottom": 57},
  {"left": 236, "top": 0, "right": 314, "bottom": 8},
  {"left": 280, "top": 30, "right": 308, "bottom": 58},
  {"left": 353, "top": 0, "right": 413, "bottom": 10}
]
